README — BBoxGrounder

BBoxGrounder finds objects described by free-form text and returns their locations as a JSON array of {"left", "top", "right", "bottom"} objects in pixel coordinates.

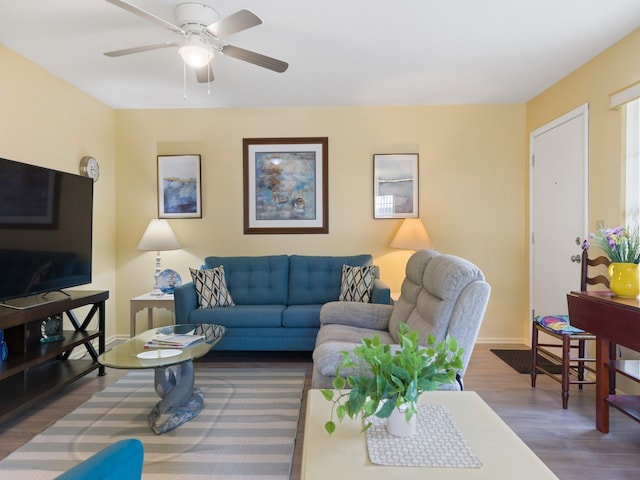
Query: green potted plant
[{"left": 321, "top": 322, "right": 464, "bottom": 436}]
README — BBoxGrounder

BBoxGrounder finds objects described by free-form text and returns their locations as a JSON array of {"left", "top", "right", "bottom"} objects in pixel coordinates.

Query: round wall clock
[{"left": 79, "top": 156, "right": 100, "bottom": 182}]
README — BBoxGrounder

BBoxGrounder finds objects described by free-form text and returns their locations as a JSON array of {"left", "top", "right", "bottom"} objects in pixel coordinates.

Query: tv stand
[{"left": 0, "top": 290, "right": 108, "bottom": 423}]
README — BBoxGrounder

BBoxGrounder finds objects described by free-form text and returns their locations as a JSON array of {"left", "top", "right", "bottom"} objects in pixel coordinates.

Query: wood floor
[{"left": 1, "top": 345, "right": 640, "bottom": 479}]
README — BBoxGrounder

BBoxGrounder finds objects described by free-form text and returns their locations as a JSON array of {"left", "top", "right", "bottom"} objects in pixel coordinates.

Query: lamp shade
[
  {"left": 178, "top": 44, "right": 212, "bottom": 68},
  {"left": 137, "top": 219, "right": 180, "bottom": 252},
  {"left": 390, "top": 218, "right": 433, "bottom": 250}
]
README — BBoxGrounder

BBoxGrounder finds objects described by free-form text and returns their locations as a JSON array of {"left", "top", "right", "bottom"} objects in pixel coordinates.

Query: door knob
[{"left": 571, "top": 255, "right": 581, "bottom": 263}]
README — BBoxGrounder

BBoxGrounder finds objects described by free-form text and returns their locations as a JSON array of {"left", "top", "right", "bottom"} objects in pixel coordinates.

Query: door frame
[{"left": 528, "top": 103, "right": 589, "bottom": 334}]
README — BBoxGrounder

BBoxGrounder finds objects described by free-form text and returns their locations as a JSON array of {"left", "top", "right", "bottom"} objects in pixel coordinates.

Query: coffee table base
[{"left": 149, "top": 360, "right": 204, "bottom": 434}]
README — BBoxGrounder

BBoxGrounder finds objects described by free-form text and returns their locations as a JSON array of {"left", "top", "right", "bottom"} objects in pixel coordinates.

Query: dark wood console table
[
  {"left": 0, "top": 290, "right": 108, "bottom": 423},
  {"left": 567, "top": 291, "right": 640, "bottom": 433}
]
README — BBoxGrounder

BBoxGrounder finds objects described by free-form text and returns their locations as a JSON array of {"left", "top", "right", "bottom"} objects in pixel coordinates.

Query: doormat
[{"left": 490, "top": 349, "right": 562, "bottom": 374}]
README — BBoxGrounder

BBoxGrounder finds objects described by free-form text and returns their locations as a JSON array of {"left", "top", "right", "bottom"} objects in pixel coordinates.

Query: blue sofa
[{"left": 174, "top": 254, "right": 390, "bottom": 351}]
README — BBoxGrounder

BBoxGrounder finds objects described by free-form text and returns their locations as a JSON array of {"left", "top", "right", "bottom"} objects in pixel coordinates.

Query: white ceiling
[{"left": 1, "top": 0, "right": 639, "bottom": 109}]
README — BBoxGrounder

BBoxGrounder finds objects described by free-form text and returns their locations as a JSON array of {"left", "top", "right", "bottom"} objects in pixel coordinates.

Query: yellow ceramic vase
[{"left": 608, "top": 262, "right": 640, "bottom": 298}]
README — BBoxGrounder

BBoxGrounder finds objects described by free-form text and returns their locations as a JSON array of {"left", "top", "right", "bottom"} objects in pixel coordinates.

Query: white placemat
[{"left": 366, "top": 403, "right": 483, "bottom": 468}]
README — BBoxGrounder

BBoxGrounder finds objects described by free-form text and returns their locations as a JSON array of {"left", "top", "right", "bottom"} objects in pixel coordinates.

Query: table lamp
[
  {"left": 137, "top": 219, "right": 181, "bottom": 296},
  {"left": 390, "top": 218, "right": 433, "bottom": 250}
]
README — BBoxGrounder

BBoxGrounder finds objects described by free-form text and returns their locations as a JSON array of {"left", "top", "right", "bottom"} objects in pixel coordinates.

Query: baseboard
[{"left": 476, "top": 337, "right": 527, "bottom": 345}]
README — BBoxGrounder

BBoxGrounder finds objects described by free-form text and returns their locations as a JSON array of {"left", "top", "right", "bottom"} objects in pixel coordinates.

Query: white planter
[{"left": 385, "top": 404, "right": 417, "bottom": 437}]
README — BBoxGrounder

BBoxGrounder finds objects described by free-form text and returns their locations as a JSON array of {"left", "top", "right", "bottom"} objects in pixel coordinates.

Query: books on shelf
[{"left": 144, "top": 333, "right": 205, "bottom": 349}]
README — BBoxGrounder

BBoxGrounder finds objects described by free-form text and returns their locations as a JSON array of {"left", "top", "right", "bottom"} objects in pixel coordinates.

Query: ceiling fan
[{"left": 103, "top": 0, "right": 289, "bottom": 84}]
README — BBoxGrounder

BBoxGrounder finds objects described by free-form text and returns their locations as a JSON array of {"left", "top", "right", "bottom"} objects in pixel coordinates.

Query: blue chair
[{"left": 55, "top": 438, "right": 144, "bottom": 480}]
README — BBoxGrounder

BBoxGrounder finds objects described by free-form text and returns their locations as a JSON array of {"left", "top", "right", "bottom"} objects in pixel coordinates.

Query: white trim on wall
[{"left": 610, "top": 80, "right": 640, "bottom": 109}]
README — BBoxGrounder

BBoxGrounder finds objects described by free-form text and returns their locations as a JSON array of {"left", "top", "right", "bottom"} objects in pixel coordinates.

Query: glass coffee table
[{"left": 98, "top": 323, "right": 226, "bottom": 434}]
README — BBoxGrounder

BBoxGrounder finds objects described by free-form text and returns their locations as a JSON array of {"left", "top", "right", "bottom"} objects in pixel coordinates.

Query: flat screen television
[{"left": 0, "top": 157, "right": 93, "bottom": 307}]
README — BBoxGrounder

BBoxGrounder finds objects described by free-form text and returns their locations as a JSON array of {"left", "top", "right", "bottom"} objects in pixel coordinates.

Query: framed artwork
[
  {"left": 243, "top": 137, "right": 328, "bottom": 234},
  {"left": 157, "top": 154, "right": 202, "bottom": 219},
  {"left": 373, "top": 153, "right": 419, "bottom": 219}
]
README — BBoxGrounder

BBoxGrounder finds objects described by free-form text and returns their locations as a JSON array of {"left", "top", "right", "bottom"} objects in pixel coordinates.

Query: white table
[
  {"left": 301, "top": 390, "right": 558, "bottom": 479},
  {"left": 129, "top": 293, "right": 175, "bottom": 337}
]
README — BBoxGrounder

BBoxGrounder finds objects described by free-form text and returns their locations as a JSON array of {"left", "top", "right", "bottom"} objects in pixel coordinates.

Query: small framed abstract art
[
  {"left": 373, "top": 153, "right": 419, "bottom": 219},
  {"left": 157, "top": 154, "right": 202, "bottom": 219},
  {"left": 243, "top": 137, "right": 329, "bottom": 234}
]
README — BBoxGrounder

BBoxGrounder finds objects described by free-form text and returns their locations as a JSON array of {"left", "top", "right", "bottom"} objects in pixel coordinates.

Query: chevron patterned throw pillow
[
  {"left": 338, "top": 264, "right": 375, "bottom": 302},
  {"left": 189, "top": 266, "right": 235, "bottom": 308}
]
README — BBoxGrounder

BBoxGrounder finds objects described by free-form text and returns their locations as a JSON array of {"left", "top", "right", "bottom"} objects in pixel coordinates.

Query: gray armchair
[{"left": 311, "top": 249, "right": 491, "bottom": 389}]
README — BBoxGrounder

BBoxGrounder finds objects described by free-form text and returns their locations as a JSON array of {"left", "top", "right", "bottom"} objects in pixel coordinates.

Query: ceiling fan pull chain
[
  {"left": 183, "top": 62, "right": 187, "bottom": 100},
  {"left": 207, "top": 54, "right": 211, "bottom": 95}
]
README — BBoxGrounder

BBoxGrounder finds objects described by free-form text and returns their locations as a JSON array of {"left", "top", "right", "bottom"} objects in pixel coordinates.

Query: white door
[{"left": 530, "top": 104, "right": 588, "bottom": 322}]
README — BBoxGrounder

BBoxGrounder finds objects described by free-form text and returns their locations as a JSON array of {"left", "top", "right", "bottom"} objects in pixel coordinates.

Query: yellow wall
[
  {"left": 4, "top": 27, "right": 639, "bottom": 346},
  {"left": 0, "top": 46, "right": 117, "bottom": 338},
  {"left": 526, "top": 28, "right": 640, "bottom": 228},
  {"left": 114, "top": 105, "right": 526, "bottom": 342}
]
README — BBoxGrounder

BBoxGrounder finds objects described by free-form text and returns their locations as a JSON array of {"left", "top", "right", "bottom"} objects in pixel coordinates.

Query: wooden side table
[{"left": 129, "top": 293, "right": 175, "bottom": 337}]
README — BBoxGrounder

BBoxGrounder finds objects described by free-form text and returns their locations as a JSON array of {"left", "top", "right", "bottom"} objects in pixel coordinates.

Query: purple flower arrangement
[{"left": 589, "top": 225, "right": 640, "bottom": 264}]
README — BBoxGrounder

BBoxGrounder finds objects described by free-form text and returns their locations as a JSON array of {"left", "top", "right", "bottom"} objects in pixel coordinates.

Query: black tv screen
[{"left": 0, "top": 157, "right": 93, "bottom": 304}]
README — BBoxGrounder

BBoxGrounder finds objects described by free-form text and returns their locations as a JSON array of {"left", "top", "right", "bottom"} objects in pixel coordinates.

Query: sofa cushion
[
  {"left": 313, "top": 323, "right": 395, "bottom": 378},
  {"left": 189, "top": 304, "right": 285, "bottom": 328},
  {"left": 189, "top": 266, "right": 235, "bottom": 308},
  {"left": 288, "top": 255, "right": 373, "bottom": 305},
  {"left": 282, "top": 304, "right": 323, "bottom": 328},
  {"left": 338, "top": 264, "right": 375, "bottom": 302},
  {"left": 217, "top": 327, "right": 320, "bottom": 351},
  {"left": 315, "top": 322, "right": 395, "bottom": 346},
  {"left": 320, "top": 301, "right": 393, "bottom": 331},
  {"left": 204, "top": 255, "right": 289, "bottom": 305}
]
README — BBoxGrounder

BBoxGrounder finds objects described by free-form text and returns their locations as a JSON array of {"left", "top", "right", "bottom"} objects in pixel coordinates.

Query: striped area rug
[{"left": 0, "top": 367, "right": 306, "bottom": 480}]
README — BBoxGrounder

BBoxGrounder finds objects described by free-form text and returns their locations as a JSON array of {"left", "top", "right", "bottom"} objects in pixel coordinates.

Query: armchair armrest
[
  {"left": 370, "top": 278, "right": 391, "bottom": 304},
  {"left": 174, "top": 282, "right": 199, "bottom": 323},
  {"left": 55, "top": 438, "right": 144, "bottom": 480},
  {"left": 320, "top": 301, "right": 394, "bottom": 331}
]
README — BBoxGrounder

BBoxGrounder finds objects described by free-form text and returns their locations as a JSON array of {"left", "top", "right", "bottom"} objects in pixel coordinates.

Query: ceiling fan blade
[
  {"left": 104, "top": 42, "right": 177, "bottom": 57},
  {"left": 221, "top": 45, "right": 288, "bottom": 73},
  {"left": 105, "top": 0, "right": 184, "bottom": 34},
  {"left": 206, "top": 9, "right": 262, "bottom": 38},
  {"left": 195, "top": 64, "right": 215, "bottom": 83}
]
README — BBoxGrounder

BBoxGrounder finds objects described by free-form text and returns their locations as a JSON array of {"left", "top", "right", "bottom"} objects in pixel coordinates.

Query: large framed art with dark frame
[{"left": 243, "top": 137, "right": 329, "bottom": 234}]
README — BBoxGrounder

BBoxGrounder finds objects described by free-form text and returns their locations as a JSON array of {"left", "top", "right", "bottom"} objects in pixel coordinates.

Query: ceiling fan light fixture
[{"left": 178, "top": 44, "right": 212, "bottom": 68}]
